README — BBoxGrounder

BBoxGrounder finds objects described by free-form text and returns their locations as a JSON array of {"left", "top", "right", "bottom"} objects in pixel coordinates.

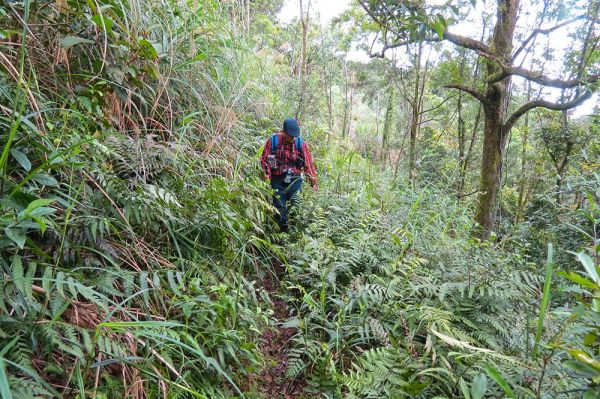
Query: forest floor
[{"left": 244, "top": 260, "right": 305, "bottom": 398}]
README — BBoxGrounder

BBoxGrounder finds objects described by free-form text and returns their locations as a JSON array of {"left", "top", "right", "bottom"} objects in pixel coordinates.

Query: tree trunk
[
  {"left": 457, "top": 92, "right": 466, "bottom": 196},
  {"left": 408, "top": 42, "right": 423, "bottom": 185},
  {"left": 474, "top": 0, "right": 518, "bottom": 238},
  {"left": 347, "top": 72, "right": 355, "bottom": 138},
  {"left": 475, "top": 101, "right": 508, "bottom": 236},
  {"left": 516, "top": 80, "right": 532, "bottom": 222},
  {"left": 318, "top": 26, "right": 334, "bottom": 133},
  {"left": 408, "top": 111, "right": 418, "bottom": 184},
  {"left": 555, "top": 111, "right": 573, "bottom": 204},
  {"left": 458, "top": 104, "right": 481, "bottom": 200},
  {"left": 296, "top": 0, "right": 310, "bottom": 119},
  {"left": 382, "top": 86, "right": 395, "bottom": 164}
]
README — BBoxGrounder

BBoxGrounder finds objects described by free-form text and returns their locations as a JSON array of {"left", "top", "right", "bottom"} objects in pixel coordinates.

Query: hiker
[{"left": 260, "top": 118, "right": 318, "bottom": 232}]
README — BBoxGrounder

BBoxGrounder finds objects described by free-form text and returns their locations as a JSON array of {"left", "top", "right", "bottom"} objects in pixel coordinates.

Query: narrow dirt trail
[{"left": 245, "top": 261, "right": 305, "bottom": 398}]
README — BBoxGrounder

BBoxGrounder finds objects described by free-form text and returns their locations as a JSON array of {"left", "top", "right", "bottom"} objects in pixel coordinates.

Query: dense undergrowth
[{"left": 1, "top": 1, "right": 599, "bottom": 398}]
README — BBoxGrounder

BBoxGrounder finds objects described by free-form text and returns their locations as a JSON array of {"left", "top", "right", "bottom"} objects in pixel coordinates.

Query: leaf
[
  {"left": 568, "top": 349, "right": 600, "bottom": 372},
  {"left": 281, "top": 317, "right": 302, "bottom": 328},
  {"left": 558, "top": 271, "right": 597, "bottom": 290},
  {"left": 459, "top": 378, "right": 471, "bottom": 399},
  {"left": 10, "top": 149, "right": 31, "bottom": 171},
  {"left": 5, "top": 228, "right": 26, "bottom": 249},
  {"left": 25, "top": 198, "right": 55, "bottom": 214},
  {"left": 78, "top": 96, "right": 93, "bottom": 113},
  {"left": 0, "top": 359, "right": 13, "bottom": 399},
  {"left": 576, "top": 252, "right": 599, "bottom": 284},
  {"left": 432, "top": 20, "right": 444, "bottom": 40},
  {"left": 31, "top": 173, "right": 59, "bottom": 187},
  {"left": 11, "top": 256, "right": 25, "bottom": 296},
  {"left": 92, "top": 13, "right": 114, "bottom": 33},
  {"left": 59, "top": 35, "right": 94, "bottom": 49},
  {"left": 32, "top": 217, "right": 46, "bottom": 235},
  {"left": 139, "top": 38, "right": 158, "bottom": 59},
  {"left": 563, "top": 360, "right": 598, "bottom": 378},
  {"left": 484, "top": 364, "right": 515, "bottom": 398},
  {"left": 471, "top": 374, "right": 487, "bottom": 399},
  {"left": 30, "top": 207, "right": 56, "bottom": 217}
]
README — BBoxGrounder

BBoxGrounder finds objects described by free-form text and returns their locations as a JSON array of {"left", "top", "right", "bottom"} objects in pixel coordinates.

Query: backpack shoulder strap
[
  {"left": 295, "top": 137, "right": 303, "bottom": 155},
  {"left": 271, "top": 133, "right": 279, "bottom": 153}
]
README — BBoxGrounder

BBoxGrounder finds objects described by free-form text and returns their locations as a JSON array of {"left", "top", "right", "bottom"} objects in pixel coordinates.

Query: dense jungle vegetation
[{"left": 1, "top": 0, "right": 599, "bottom": 398}]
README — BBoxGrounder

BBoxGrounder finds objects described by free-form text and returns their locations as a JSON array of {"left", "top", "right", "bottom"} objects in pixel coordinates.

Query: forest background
[{"left": 0, "top": 0, "right": 599, "bottom": 398}]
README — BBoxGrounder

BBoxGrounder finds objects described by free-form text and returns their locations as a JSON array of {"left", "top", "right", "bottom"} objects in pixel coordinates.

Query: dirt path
[{"left": 244, "top": 261, "right": 304, "bottom": 398}]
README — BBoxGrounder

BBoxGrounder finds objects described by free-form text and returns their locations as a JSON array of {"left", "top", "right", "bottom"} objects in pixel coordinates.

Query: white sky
[
  {"left": 278, "top": 0, "right": 351, "bottom": 26},
  {"left": 277, "top": 0, "right": 598, "bottom": 116}
]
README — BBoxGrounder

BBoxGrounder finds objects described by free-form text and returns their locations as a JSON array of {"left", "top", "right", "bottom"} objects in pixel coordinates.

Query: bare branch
[
  {"left": 367, "top": 32, "right": 501, "bottom": 62},
  {"left": 443, "top": 84, "right": 486, "bottom": 103},
  {"left": 490, "top": 65, "right": 599, "bottom": 87},
  {"left": 368, "top": 37, "right": 438, "bottom": 58},
  {"left": 512, "top": 15, "right": 587, "bottom": 62},
  {"left": 503, "top": 91, "right": 593, "bottom": 133},
  {"left": 443, "top": 31, "right": 494, "bottom": 59},
  {"left": 419, "top": 93, "right": 457, "bottom": 115}
]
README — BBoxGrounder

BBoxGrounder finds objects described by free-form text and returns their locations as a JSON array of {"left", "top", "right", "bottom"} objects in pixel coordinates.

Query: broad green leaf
[
  {"left": 471, "top": 374, "right": 487, "bottom": 399},
  {"left": 29, "top": 207, "right": 56, "bottom": 217},
  {"left": 139, "top": 38, "right": 158, "bottom": 59},
  {"left": 31, "top": 173, "right": 59, "bottom": 187},
  {"left": 584, "top": 333, "right": 598, "bottom": 346},
  {"left": 459, "top": 378, "right": 471, "bottom": 399},
  {"left": 432, "top": 20, "right": 444, "bottom": 40},
  {"left": 281, "top": 317, "right": 302, "bottom": 328},
  {"left": 568, "top": 349, "right": 600, "bottom": 372},
  {"left": 576, "top": 252, "right": 599, "bottom": 283},
  {"left": 563, "top": 360, "right": 598, "bottom": 378},
  {"left": 558, "top": 271, "right": 597, "bottom": 290},
  {"left": 10, "top": 148, "right": 31, "bottom": 171},
  {"left": 78, "top": 96, "right": 93, "bottom": 113},
  {"left": 25, "top": 198, "right": 55, "bottom": 214},
  {"left": 32, "top": 216, "right": 47, "bottom": 234},
  {"left": 59, "top": 35, "right": 94, "bottom": 48},
  {"left": 92, "top": 14, "right": 114, "bottom": 33},
  {"left": 484, "top": 364, "right": 515, "bottom": 398},
  {"left": 5, "top": 228, "right": 26, "bottom": 249}
]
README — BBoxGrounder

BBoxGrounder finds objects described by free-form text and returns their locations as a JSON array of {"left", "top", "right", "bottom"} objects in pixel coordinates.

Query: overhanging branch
[
  {"left": 503, "top": 91, "right": 593, "bottom": 133},
  {"left": 443, "top": 84, "right": 486, "bottom": 103},
  {"left": 489, "top": 65, "right": 599, "bottom": 87}
]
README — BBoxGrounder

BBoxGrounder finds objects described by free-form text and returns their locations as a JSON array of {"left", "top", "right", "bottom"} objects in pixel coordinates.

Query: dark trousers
[{"left": 271, "top": 176, "right": 302, "bottom": 232}]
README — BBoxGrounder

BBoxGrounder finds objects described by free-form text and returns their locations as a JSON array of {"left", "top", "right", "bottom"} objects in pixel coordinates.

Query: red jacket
[{"left": 260, "top": 132, "right": 318, "bottom": 188}]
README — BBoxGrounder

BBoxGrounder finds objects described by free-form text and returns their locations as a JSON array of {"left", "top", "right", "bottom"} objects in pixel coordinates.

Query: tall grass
[{"left": 0, "top": 0, "right": 280, "bottom": 397}]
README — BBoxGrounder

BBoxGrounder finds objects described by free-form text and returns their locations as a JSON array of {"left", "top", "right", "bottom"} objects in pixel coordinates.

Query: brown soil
[{"left": 243, "top": 261, "right": 306, "bottom": 399}]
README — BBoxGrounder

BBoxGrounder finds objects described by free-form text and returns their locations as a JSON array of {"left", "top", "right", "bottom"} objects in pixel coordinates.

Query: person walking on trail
[{"left": 260, "top": 118, "right": 318, "bottom": 232}]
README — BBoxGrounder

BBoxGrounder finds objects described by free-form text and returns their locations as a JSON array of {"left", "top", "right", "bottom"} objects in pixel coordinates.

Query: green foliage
[
  {"left": 1, "top": 0, "right": 598, "bottom": 397},
  {"left": 271, "top": 154, "right": 572, "bottom": 397},
  {"left": 0, "top": 0, "right": 277, "bottom": 397}
]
